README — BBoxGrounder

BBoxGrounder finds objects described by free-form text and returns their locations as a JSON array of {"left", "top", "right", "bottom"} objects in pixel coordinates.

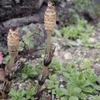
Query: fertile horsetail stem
[
  {"left": 44, "top": 0, "right": 56, "bottom": 54},
  {"left": 0, "top": 27, "right": 19, "bottom": 99},
  {"left": 37, "top": 1, "right": 56, "bottom": 91},
  {"left": 7, "top": 27, "right": 19, "bottom": 70}
]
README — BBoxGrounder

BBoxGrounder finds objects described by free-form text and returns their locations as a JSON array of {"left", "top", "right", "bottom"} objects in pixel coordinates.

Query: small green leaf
[
  {"left": 9, "top": 97, "right": 16, "bottom": 100},
  {"left": 19, "top": 41, "right": 25, "bottom": 51},
  {"left": 54, "top": 29, "right": 61, "bottom": 37},
  {"left": 22, "top": 73, "right": 28, "bottom": 79},
  {"left": 67, "top": 40, "right": 78, "bottom": 46},
  {"left": 68, "top": 8, "right": 75, "bottom": 13},
  {"left": 20, "top": 98, "right": 27, "bottom": 100},
  {"left": 82, "top": 81, "right": 91, "bottom": 88},
  {"left": 26, "top": 88, "right": 35, "bottom": 99},
  {"left": 18, "top": 89, "right": 26, "bottom": 97},
  {"left": 29, "top": 24, "right": 36, "bottom": 31},
  {"left": 78, "top": 72, "right": 84, "bottom": 80},
  {"left": 26, "top": 95, "right": 31, "bottom": 99},
  {"left": 23, "top": 27, "right": 32, "bottom": 34},
  {"left": 73, "top": 87, "right": 82, "bottom": 94},
  {"left": 82, "top": 87, "right": 93, "bottom": 93},
  {"left": 26, "top": 87, "right": 35, "bottom": 96},
  {"left": 62, "top": 41, "right": 67, "bottom": 46},
  {"left": 52, "top": 89, "right": 56, "bottom": 94},
  {"left": 93, "top": 95, "right": 100, "bottom": 100},
  {"left": 93, "top": 84, "right": 100, "bottom": 91},
  {"left": 69, "top": 96, "right": 79, "bottom": 100},
  {"left": 1, "top": 48, "right": 7, "bottom": 54},
  {"left": 22, "top": 33, "right": 34, "bottom": 49},
  {"left": 29, "top": 24, "right": 40, "bottom": 34},
  {"left": 61, "top": 96, "right": 68, "bottom": 100},
  {"left": 2, "top": 55, "right": 10, "bottom": 64},
  {"left": 51, "top": 37, "right": 58, "bottom": 43},
  {"left": 78, "top": 92, "right": 88, "bottom": 99},
  {"left": 9, "top": 89, "right": 17, "bottom": 97},
  {"left": 60, "top": 88, "right": 68, "bottom": 96}
]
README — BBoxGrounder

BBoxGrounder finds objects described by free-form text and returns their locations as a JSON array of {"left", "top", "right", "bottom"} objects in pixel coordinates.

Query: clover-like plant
[
  {"left": 54, "top": 19, "right": 94, "bottom": 48},
  {"left": 9, "top": 89, "right": 26, "bottom": 100},
  {"left": 16, "top": 64, "right": 38, "bottom": 80}
]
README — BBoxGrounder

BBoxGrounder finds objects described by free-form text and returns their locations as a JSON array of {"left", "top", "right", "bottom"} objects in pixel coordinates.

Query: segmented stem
[
  {"left": 46, "top": 31, "right": 52, "bottom": 54},
  {"left": 37, "top": 1, "right": 56, "bottom": 92},
  {"left": 7, "top": 56, "right": 16, "bottom": 71}
]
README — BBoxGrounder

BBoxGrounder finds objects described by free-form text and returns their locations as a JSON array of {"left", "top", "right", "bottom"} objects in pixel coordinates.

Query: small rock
[
  {"left": 60, "top": 84, "right": 64, "bottom": 88},
  {"left": 64, "top": 52, "right": 72, "bottom": 60},
  {"left": 19, "top": 83, "right": 24, "bottom": 89},
  {"left": 98, "top": 36, "right": 100, "bottom": 40},
  {"left": 59, "top": 78, "right": 63, "bottom": 82},
  {"left": 60, "top": 1, "right": 66, "bottom": 8},
  {"left": 87, "top": 96, "right": 93, "bottom": 100},
  {"left": 76, "top": 39, "right": 82, "bottom": 46},
  {"left": 94, "top": 65, "right": 100, "bottom": 76},
  {"left": 15, "top": 0, "right": 20, "bottom": 4},
  {"left": 92, "top": 32, "right": 95, "bottom": 36},
  {"left": 88, "top": 37, "right": 97, "bottom": 43},
  {"left": 53, "top": 43, "right": 61, "bottom": 56}
]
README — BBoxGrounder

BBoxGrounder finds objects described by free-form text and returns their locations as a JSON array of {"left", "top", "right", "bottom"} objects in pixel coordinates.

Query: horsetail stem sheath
[
  {"left": 37, "top": 0, "right": 56, "bottom": 91},
  {"left": 0, "top": 27, "right": 19, "bottom": 99}
]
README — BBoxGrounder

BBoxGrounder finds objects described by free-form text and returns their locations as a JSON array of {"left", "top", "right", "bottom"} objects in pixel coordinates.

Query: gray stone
[
  {"left": 94, "top": 65, "right": 100, "bottom": 76},
  {"left": 76, "top": 39, "right": 82, "bottom": 46},
  {"left": 88, "top": 37, "right": 97, "bottom": 43},
  {"left": 64, "top": 52, "right": 72, "bottom": 60},
  {"left": 0, "top": 0, "right": 44, "bottom": 22}
]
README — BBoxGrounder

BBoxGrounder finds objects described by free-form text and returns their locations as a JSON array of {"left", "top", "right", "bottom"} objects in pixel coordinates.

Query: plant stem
[
  {"left": 37, "top": 32, "right": 52, "bottom": 91},
  {"left": 8, "top": 55, "right": 16, "bottom": 71},
  {"left": 41, "top": 66, "right": 48, "bottom": 78},
  {"left": 46, "top": 31, "right": 52, "bottom": 54}
]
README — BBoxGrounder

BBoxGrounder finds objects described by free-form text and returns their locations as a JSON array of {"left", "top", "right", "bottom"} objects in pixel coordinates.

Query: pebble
[
  {"left": 53, "top": 43, "right": 61, "bottom": 56},
  {"left": 76, "top": 39, "right": 82, "bottom": 46},
  {"left": 60, "top": 84, "right": 64, "bottom": 88},
  {"left": 87, "top": 96, "right": 93, "bottom": 100},
  {"left": 94, "top": 65, "right": 100, "bottom": 76},
  {"left": 60, "top": 1, "right": 66, "bottom": 8},
  {"left": 59, "top": 78, "right": 63, "bottom": 82},
  {"left": 15, "top": 0, "right": 20, "bottom": 4},
  {"left": 88, "top": 37, "right": 97, "bottom": 43},
  {"left": 19, "top": 83, "right": 23, "bottom": 89},
  {"left": 63, "top": 52, "right": 72, "bottom": 60},
  {"left": 97, "top": 36, "right": 100, "bottom": 39}
]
